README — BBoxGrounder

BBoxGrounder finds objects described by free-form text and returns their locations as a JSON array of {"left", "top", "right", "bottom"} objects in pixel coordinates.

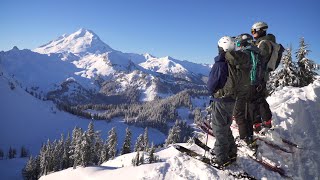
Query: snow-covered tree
[
  {"left": 80, "top": 131, "right": 91, "bottom": 167},
  {"left": 93, "top": 131, "right": 103, "bottom": 165},
  {"left": 39, "top": 140, "right": 51, "bottom": 175},
  {"left": 52, "top": 139, "right": 63, "bottom": 171},
  {"left": 107, "top": 127, "right": 117, "bottom": 159},
  {"left": 134, "top": 134, "right": 144, "bottom": 152},
  {"left": 86, "top": 121, "right": 96, "bottom": 165},
  {"left": 268, "top": 46, "right": 299, "bottom": 93},
  {"left": 22, "top": 155, "right": 40, "bottom": 180},
  {"left": 121, "top": 127, "right": 132, "bottom": 155},
  {"left": 139, "top": 151, "right": 145, "bottom": 165},
  {"left": 143, "top": 127, "right": 149, "bottom": 151},
  {"left": 148, "top": 142, "right": 156, "bottom": 164},
  {"left": 99, "top": 142, "right": 109, "bottom": 165},
  {"left": 62, "top": 132, "right": 71, "bottom": 169},
  {"left": 132, "top": 151, "right": 140, "bottom": 166},
  {"left": 296, "top": 37, "right": 318, "bottom": 87},
  {"left": 70, "top": 127, "right": 83, "bottom": 169},
  {"left": 165, "top": 122, "right": 181, "bottom": 147}
]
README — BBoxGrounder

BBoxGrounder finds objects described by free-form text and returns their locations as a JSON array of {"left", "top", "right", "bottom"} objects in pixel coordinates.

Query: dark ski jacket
[
  {"left": 255, "top": 34, "right": 276, "bottom": 81},
  {"left": 207, "top": 52, "right": 235, "bottom": 102}
]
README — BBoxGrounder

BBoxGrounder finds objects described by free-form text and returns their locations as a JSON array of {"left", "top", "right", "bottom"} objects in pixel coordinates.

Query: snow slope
[
  {"left": 0, "top": 74, "right": 166, "bottom": 179},
  {"left": 37, "top": 76, "right": 320, "bottom": 180}
]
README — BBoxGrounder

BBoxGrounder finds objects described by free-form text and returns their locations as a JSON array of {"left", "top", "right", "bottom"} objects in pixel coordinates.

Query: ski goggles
[{"left": 251, "top": 29, "right": 257, "bottom": 34}]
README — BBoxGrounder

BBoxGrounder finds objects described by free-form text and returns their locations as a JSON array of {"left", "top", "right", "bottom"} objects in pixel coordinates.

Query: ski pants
[
  {"left": 211, "top": 100, "right": 237, "bottom": 163},
  {"left": 249, "top": 84, "right": 272, "bottom": 125},
  {"left": 233, "top": 97, "right": 252, "bottom": 139}
]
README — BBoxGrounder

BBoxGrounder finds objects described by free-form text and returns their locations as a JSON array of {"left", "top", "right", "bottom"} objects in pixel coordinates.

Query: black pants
[
  {"left": 233, "top": 97, "right": 252, "bottom": 139},
  {"left": 211, "top": 100, "right": 237, "bottom": 163},
  {"left": 249, "top": 84, "right": 272, "bottom": 125}
]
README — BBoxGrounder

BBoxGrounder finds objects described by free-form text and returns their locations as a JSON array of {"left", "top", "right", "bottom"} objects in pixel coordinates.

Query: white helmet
[
  {"left": 251, "top": 22, "right": 268, "bottom": 32},
  {"left": 218, "top": 36, "right": 235, "bottom": 52}
]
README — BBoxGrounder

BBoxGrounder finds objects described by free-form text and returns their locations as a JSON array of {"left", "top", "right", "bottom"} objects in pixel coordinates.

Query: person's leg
[
  {"left": 225, "top": 102, "right": 237, "bottom": 160},
  {"left": 259, "top": 98, "right": 272, "bottom": 128},
  {"left": 211, "top": 101, "right": 234, "bottom": 165},
  {"left": 233, "top": 98, "right": 248, "bottom": 139}
]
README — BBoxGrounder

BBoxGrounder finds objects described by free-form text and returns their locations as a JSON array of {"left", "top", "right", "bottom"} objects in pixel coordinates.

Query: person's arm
[{"left": 207, "top": 64, "right": 222, "bottom": 95}]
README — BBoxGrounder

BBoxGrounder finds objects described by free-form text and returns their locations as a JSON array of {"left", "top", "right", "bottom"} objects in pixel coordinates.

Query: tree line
[
  {"left": 56, "top": 89, "right": 207, "bottom": 133},
  {"left": 21, "top": 120, "right": 193, "bottom": 179},
  {"left": 268, "top": 37, "right": 319, "bottom": 93}
]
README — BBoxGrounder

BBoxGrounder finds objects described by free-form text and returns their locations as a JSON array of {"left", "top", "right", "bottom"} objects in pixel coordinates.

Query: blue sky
[{"left": 0, "top": 0, "right": 319, "bottom": 64}]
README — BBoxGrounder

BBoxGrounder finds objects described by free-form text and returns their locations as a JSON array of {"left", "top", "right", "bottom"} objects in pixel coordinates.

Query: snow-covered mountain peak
[
  {"left": 34, "top": 28, "right": 113, "bottom": 56},
  {"left": 11, "top": 46, "right": 19, "bottom": 51},
  {"left": 143, "top": 53, "right": 156, "bottom": 60}
]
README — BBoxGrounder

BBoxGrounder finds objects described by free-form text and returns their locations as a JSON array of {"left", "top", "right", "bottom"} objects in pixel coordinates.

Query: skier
[
  {"left": 207, "top": 36, "right": 237, "bottom": 167},
  {"left": 230, "top": 33, "right": 259, "bottom": 147},
  {"left": 250, "top": 22, "right": 274, "bottom": 132}
]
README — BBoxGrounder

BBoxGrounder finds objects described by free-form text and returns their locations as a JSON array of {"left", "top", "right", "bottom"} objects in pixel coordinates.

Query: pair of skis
[
  {"left": 174, "top": 137, "right": 292, "bottom": 179},
  {"left": 172, "top": 143, "right": 256, "bottom": 180}
]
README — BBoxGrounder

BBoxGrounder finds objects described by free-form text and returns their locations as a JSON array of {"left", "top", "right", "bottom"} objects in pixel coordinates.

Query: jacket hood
[{"left": 214, "top": 53, "right": 226, "bottom": 63}]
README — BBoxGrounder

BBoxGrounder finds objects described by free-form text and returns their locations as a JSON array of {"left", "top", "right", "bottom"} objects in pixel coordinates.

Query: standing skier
[
  {"left": 250, "top": 22, "right": 274, "bottom": 132},
  {"left": 231, "top": 33, "right": 259, "bottom": 147},
  {"left": 207, "top": 36, "right": 237, "bottom": 167}
]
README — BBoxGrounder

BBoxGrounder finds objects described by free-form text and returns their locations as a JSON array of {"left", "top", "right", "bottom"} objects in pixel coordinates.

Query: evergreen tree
[
  {"left": 132, "top": 151, "right": 140, "bottom": 166},
  {"left": 39, "top": 140, "right": 51, "bottom": 176},
  {"left": 86, "top": 121, "right": 96, "bottom": 165},
  {"left": 296, "top": 37, "right": 318, "bottom": 86},
  {"left": 62, "top": 132, "right": 71, "bottom": 169},
  {"left": 165, "top": 124, "right": 181, "bottom": 147},
  {"left": 22, "top": 156, "right": 40, "bottom": 180},
  {"left": 93, "top": 131, "right": 103, "bottom": 165},
  {"left": 99, "top": 142, "right": 109, "bottom": 165},
  {"left": 20, "top": 146, "right": 29, "bottom": 158},
  {"left": 143, "top": 127, "right": 149, "bottom": 151},
  {"left": 8, "top": 146, "right": 17, "bottom": 159},
  {"left": 139, "top": 151, "right": 145, "bottom": 165},
  {"left": 0, "top": 148, "right": 4, "bottom": 160},
  {"left": 70, "top": 127, "right": 83, "bottom": 169},
  {"left": 148, "top": 142, "right": 156, "bottom": 163},
  {"left": 52, "top": 135, "right": 64, "bottom": 171},
  {"left": 134, "top": 134, "right": 144, "bottom": 152},
  {"left": 107, "top": 127, "right": 117, "bottom": 159},
  {"left": 268, "top": 46, "right": 300, "bottom": 93},
  {"left": 80, "top": 131, "right": 91, "bottom": 167},
  {"left": 121, "top": 127, "right": 132, "bottom": 155}
]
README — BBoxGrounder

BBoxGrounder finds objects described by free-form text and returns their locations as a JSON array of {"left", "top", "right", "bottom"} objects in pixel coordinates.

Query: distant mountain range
[{"left": 0, "top": 28, "right": 211, "bottom": 104}]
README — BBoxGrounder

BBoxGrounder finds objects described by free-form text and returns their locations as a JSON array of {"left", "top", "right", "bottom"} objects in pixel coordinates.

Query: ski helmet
[
  {"left": 251, "top": 22, "right": 268, "bottom": 34},
  {"left": 235, "top": 33, "right": 253, "bottom": 47},
  {"left": 218, "top": 36, "right": 235, "bottom": 52}
]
